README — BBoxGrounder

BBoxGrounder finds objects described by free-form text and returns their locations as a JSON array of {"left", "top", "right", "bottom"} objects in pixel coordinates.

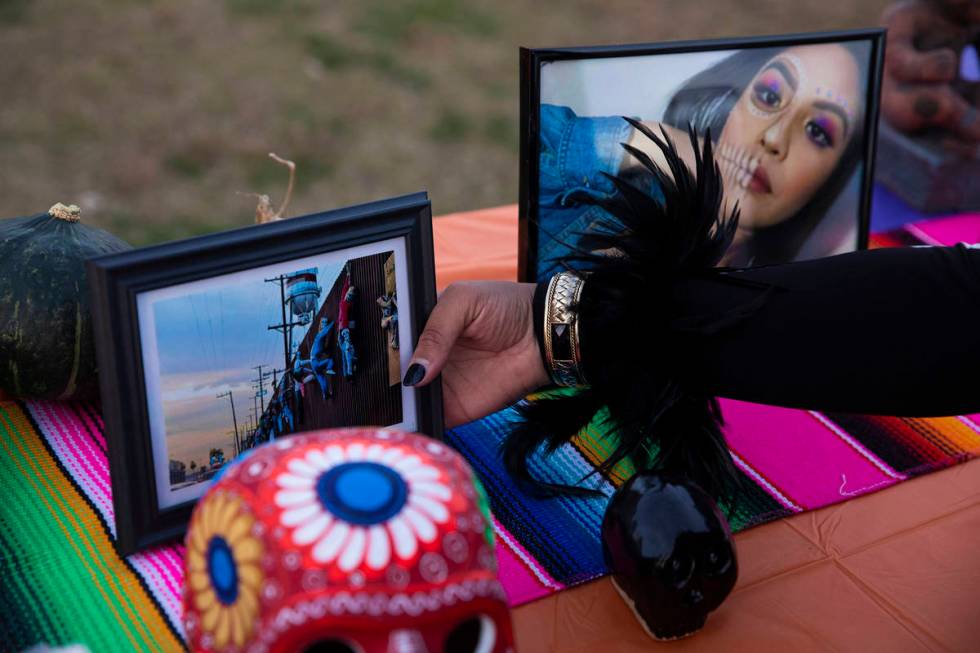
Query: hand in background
[
  {"left": 403, "top": 281, "right": 549, "bottom": 429},
  {"left": 881, "top": 0, "right": 980, "bottom": 147}
]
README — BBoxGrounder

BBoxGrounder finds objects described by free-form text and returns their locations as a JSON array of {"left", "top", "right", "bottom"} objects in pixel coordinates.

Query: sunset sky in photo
[{"left": 153, "top": 261, "right": 343, "bottom": 469}]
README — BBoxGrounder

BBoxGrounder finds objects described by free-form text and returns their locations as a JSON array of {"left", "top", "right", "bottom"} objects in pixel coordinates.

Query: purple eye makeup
[
  {"left": 750, "top": 69, "right": 793, "bottom": 116},
  {"left": 805, "top": 115, "right": 837, "bottom": 148}
]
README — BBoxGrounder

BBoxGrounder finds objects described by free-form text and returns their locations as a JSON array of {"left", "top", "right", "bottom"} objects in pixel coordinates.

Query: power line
[{"left": 251, "top": 365, "right": 273, "bottom": 413}]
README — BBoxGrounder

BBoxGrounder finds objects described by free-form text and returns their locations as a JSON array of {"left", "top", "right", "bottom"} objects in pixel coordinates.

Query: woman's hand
[
  {"left": 403, "top": 281, "right": 549, "bottom": 428},
  {"left": 881, "top": 0, "right": 980, "bottom": 147}
]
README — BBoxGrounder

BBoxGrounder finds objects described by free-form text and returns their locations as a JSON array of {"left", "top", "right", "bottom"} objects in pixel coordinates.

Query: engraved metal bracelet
[{"left": 543, "top": 271, "right": 588, "bottom": 387}]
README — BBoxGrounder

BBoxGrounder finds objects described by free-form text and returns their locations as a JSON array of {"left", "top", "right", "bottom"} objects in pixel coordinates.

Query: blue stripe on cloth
[{"left": 445, "top": 406, "right": 610, "bottom": 585}]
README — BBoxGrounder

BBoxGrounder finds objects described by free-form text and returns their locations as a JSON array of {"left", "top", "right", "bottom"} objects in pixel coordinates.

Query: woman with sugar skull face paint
[
  {"left": 659, "top": 42, "right": 866, "bottom": 265},
  {"left": 536, "top": 41, "right": 869, "bottom": 277}
]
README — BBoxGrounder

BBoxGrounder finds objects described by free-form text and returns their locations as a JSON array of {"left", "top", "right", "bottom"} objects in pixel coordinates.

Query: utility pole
[
  {"left": 270, "top": 368, "right": 285, "bottom": 391},
  {"left": 252, "top": 365, "right": 272, "bottom": 411},
  {"left": 265, "top": 274, "right": 307, "bottom": 383},
  {"left": 216, "top": 390, "right": 240, "bottom": 456}
]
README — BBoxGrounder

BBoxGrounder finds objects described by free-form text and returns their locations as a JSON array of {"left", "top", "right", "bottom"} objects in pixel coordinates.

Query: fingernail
[{"left": 403, "top": 363, "right": 426, "bottom": 387}]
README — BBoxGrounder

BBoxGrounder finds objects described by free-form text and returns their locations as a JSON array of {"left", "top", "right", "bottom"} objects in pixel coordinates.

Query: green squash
[{"left": 0, "top": 203, "right": 131, "bottom": 400}]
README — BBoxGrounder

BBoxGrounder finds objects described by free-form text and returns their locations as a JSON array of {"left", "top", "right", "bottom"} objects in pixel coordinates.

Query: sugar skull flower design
[
  {"left": 273, "top": 439, "right": 452, "bottom": 572},
  {"left": 186, "top": 491, "right": 264, "bottom": 650},
  {"left": 184, "top": 429, "right": 515, "bottom": 653}
]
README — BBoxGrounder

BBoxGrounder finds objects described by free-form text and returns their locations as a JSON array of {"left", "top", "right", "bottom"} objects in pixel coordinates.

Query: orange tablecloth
[{"left": 433, "top": 205, "right": 980, "bottom": 652}]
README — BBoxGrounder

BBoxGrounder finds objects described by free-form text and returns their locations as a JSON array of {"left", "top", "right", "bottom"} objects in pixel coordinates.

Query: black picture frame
[
  {"left": 518, "top": 28, "right": 886, "bottom": 282},
  {"left": 87, "top": 192, "right": 442, "bottom": 554}
]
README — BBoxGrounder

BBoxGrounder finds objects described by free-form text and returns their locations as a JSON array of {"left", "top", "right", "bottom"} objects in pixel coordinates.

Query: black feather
[
  {"left": 501, "top": 388, "right": 608, "bottom": 496},
  {"left": 506, "top": 122, "right": 776, "bottom": 501}
]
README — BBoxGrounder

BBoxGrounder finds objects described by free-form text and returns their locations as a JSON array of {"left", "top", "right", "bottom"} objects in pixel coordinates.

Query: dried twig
[{"left": 251, "top": 152, "right": 297, "bottom": 224}]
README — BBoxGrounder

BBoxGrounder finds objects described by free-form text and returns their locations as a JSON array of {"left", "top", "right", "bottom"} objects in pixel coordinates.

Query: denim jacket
[{"left": 536, "top": 104, "right": 663, "bottom": 281}]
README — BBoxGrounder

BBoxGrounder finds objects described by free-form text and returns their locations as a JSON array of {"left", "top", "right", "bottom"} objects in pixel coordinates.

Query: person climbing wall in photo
[{"left": 337, "top": 269, "right": 358, "bottom": 378}]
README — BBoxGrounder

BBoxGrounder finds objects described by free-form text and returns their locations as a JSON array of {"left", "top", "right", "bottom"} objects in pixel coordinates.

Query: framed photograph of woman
[
  {"left": 518, "top": 29, "right": 886, "bottom": 281},
  {"left": 87, "top": 192, "right": 441, "bottom": 553}
]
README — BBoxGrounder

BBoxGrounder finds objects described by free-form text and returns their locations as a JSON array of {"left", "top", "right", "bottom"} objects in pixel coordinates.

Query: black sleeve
[{"left": 670, "top": 244, "right": 980, "bottom": 416}]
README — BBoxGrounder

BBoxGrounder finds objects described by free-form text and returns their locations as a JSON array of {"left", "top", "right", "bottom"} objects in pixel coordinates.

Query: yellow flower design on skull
[{"left": 187, "top": 491, "right": 263, "bottom": 649}]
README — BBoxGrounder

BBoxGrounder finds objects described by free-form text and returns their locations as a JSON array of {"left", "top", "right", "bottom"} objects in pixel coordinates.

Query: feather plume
[{"left": 504, "top": 121, "right": 772, "bottom": 501}]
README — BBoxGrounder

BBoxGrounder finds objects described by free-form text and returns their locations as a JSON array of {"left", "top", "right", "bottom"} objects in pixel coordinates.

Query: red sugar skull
[{"left": 183, "top": 428, "right": 514, "bottom": 653}]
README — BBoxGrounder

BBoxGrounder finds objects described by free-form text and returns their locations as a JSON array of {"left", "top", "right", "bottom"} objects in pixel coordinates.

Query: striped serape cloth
[
  {"left": 0, "top": 401, "right": 185, "bottom": 651},
  {"left": 449, "top": 213, "right": 980, "bottom": 604},
  {"left": 0, "top": 214, "right": 978, "bottom": 651}
]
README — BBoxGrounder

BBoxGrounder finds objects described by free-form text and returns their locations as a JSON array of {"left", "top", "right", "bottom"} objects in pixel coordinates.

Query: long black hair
[{"left": 661, "top": 42, "right": 869, "bottom": 265}]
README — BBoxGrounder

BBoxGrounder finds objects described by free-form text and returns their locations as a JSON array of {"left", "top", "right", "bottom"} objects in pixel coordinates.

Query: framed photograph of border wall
[
  {"left": 87, "top": 192, "right": 442, "bottom": 554},
  {"left": 518, "top": 29, "right": 886, "bottom": 282}
]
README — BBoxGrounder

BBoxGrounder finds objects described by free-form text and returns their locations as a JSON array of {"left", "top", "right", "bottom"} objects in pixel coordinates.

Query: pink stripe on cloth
[
  {"left": 150, "top": 546, "right": 185, "bottom": 605},
  {"left": 74, "top": 403, "right": 109, "bottom": 451},
  {"left": 729, "top": 449, "right": 803, "bottom": 513},
  {"left": 720, "top": 399, "right": 901, "bottom": 510},
  {"left": 492, "top": 518, "right": 564, "bottom": 605},
  {"left": 26, "top": 400, "right": 188, "bottom": 634},
  {"left": 27, "top": 402, "right": 116, "bottom": 533},
  {"left": 908, "top": 214, "right": 980, "bottom": 246},
  {"left": 807, "top": 412, "right": 906, "bottom": 481},
  {"left": 130, "top": 547, "right": 185, "bottom": 638},
  {"left": 46, "top": 402, "right": 112, "bottom": 481}
]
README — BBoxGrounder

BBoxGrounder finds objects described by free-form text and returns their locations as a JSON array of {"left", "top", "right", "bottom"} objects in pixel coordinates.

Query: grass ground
[{"left": 0, "top": 0, "right": 890, "bottom": 244}]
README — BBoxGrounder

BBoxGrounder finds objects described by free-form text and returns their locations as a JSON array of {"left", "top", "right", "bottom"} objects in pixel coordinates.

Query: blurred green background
[{"left": 0, "top": 0, "right": 890, "bottom": 245}]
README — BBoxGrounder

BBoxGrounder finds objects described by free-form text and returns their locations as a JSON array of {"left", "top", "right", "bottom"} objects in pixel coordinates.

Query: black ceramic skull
[{"left": 601, "top": 472, "right": 738, "bottom": 640}]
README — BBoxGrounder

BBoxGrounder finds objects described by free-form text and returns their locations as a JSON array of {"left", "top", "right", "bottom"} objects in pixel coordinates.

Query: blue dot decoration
[
  {"left": 207, "top": 536, "right": 239, "bottom": 605},
  {"left": 317, "top": 462, "right": 409, "bottom": 525}
]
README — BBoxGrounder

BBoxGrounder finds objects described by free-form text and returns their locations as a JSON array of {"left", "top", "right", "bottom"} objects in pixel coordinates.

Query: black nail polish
[{"left": 403, "top": 363, "right": 425, "bottom": 387}]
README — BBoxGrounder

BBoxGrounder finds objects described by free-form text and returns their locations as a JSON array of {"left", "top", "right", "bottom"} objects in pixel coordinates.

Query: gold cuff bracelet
[{"left": 543, "top": 271, "right": 588, "bottom": 387}]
